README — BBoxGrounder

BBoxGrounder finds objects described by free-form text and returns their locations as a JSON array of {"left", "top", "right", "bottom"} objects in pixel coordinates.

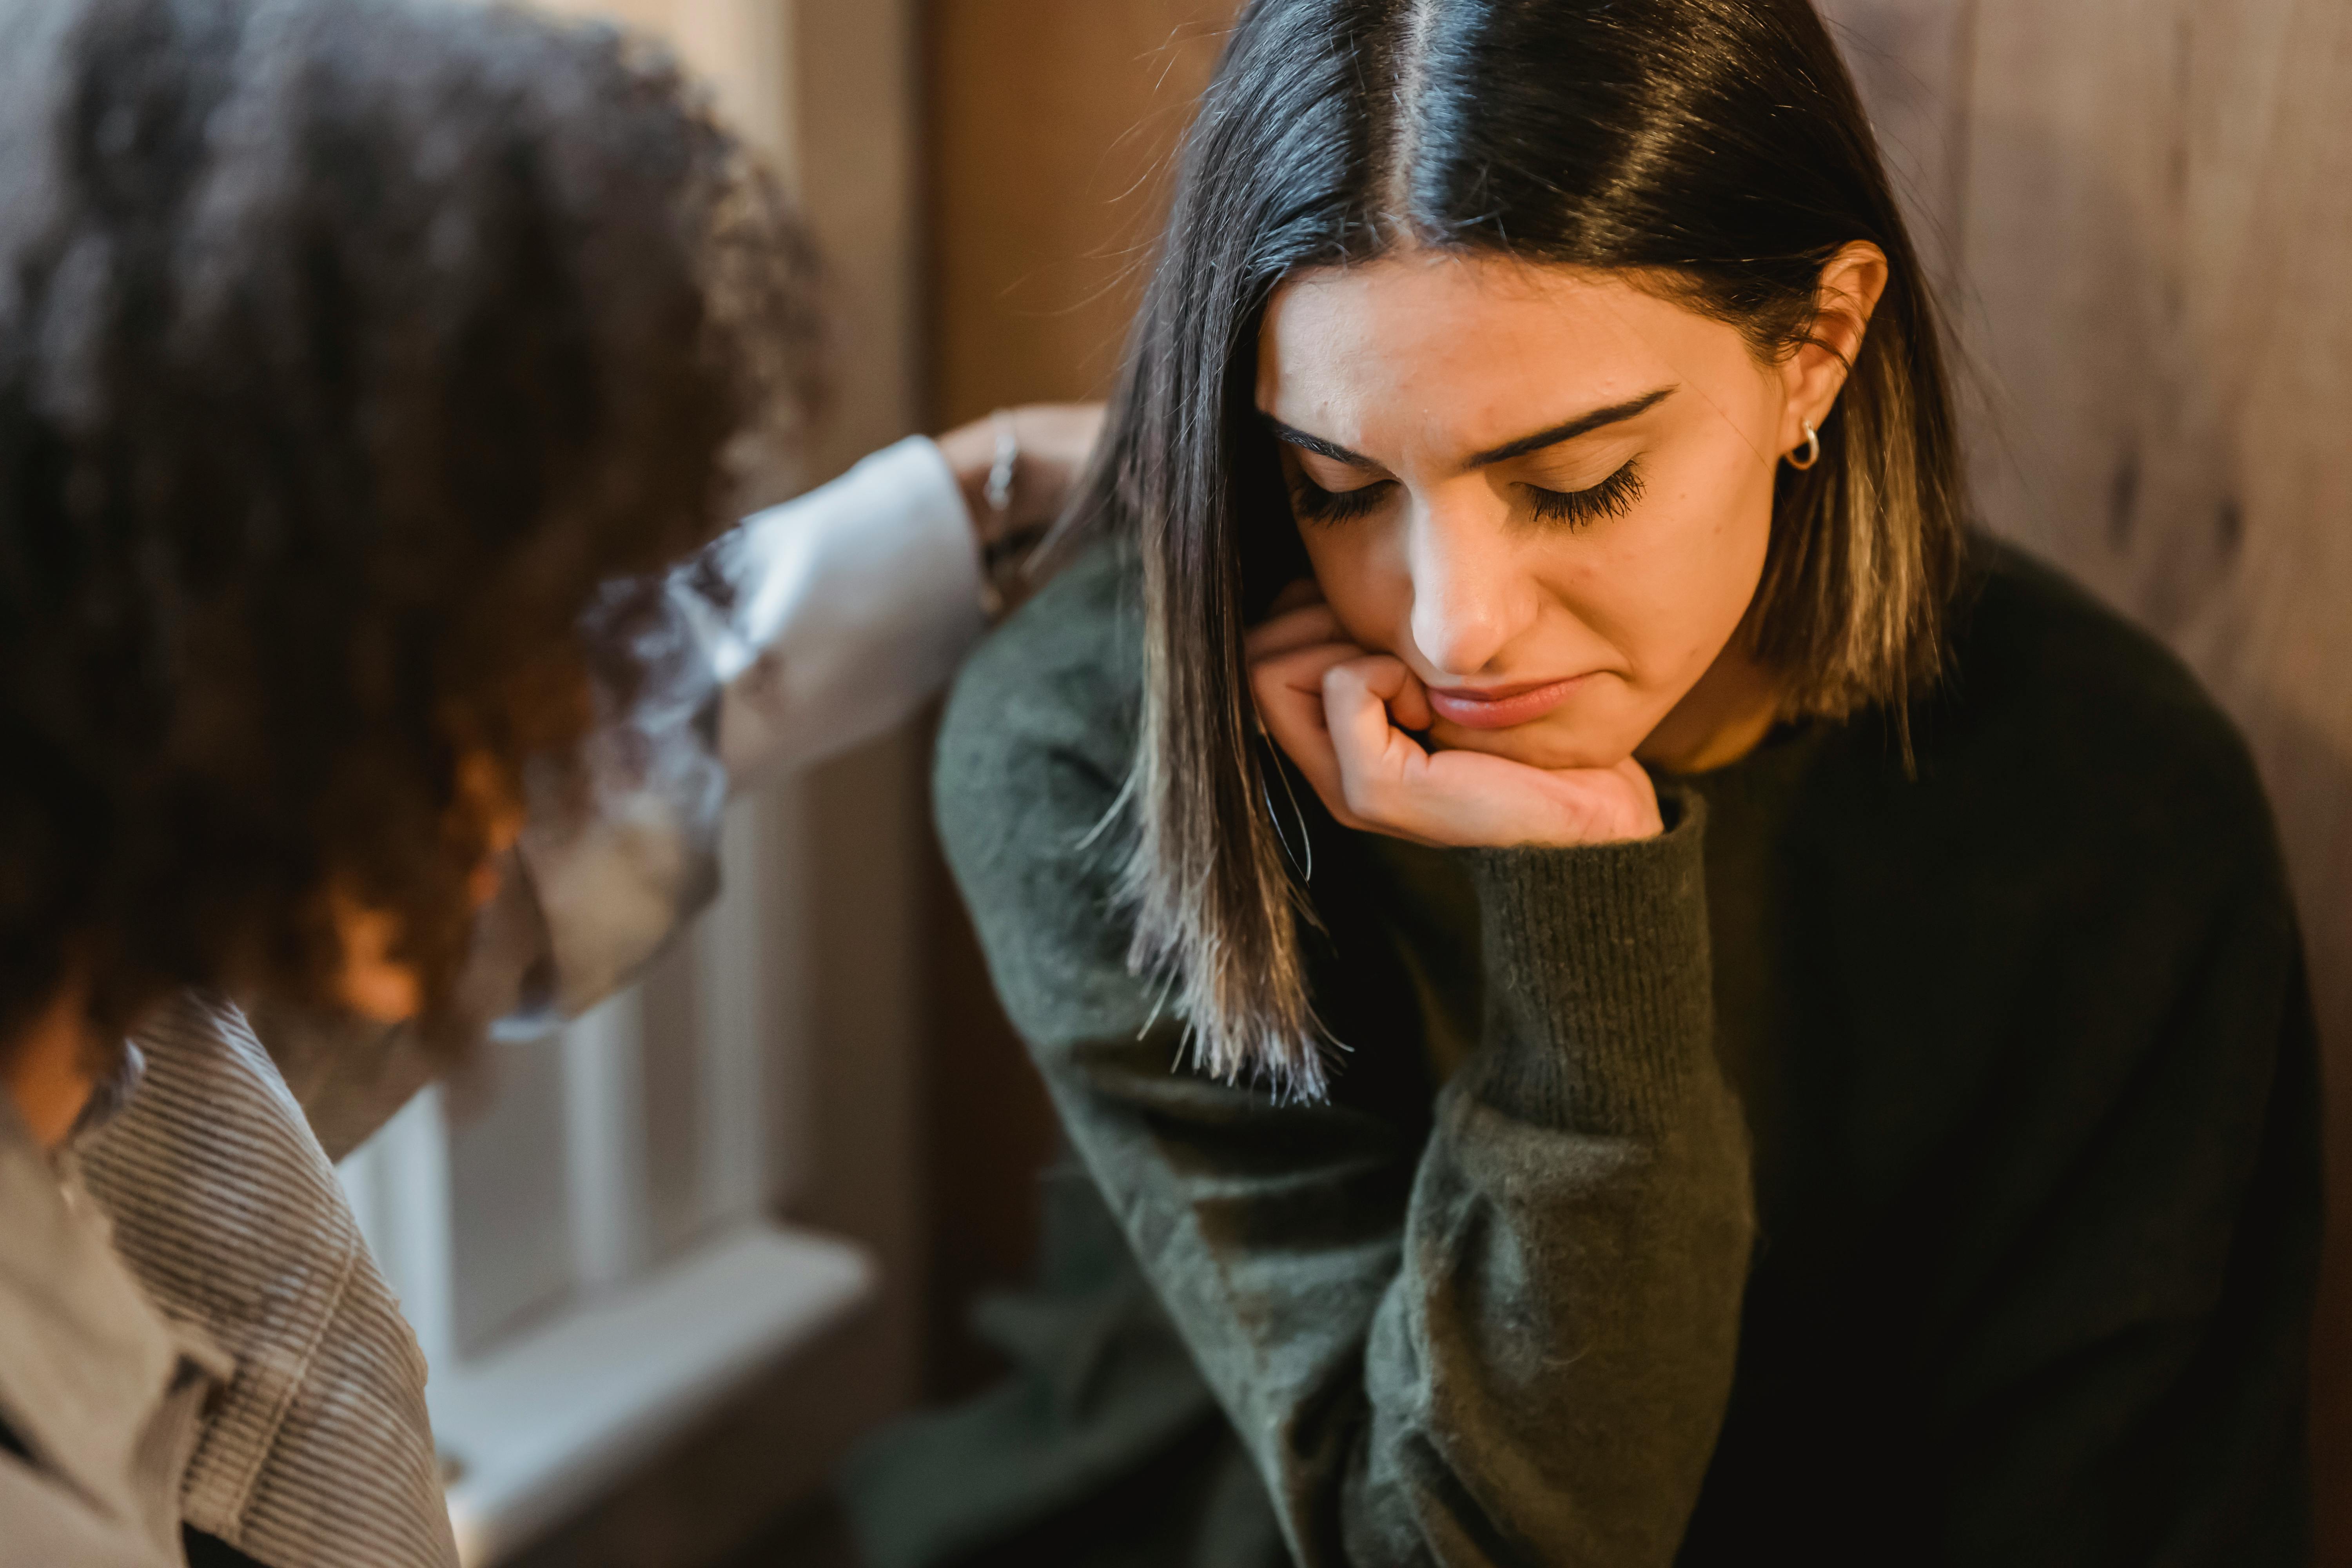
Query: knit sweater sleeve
[{"left": 933, "top": 547, "right": 1755, "bottom": 1567}]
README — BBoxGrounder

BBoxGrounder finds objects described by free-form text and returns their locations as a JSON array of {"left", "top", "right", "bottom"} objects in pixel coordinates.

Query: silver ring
[{"left": 984, "top": 409, "right": 1018, "bottom": 515}]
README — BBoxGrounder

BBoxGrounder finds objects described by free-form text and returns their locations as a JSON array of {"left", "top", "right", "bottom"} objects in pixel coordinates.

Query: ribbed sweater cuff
[{"left": 1459, "top": 788, "right": 1713, "bottom": 1132}]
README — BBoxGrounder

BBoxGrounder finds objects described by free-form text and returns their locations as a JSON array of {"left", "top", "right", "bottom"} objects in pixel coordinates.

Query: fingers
[
  {"left": 1250, "top": 637, "right": 1456, "bottom": 839},
  {"left": 1249, "top": 638, "right": 1362, "bottom": 822},
  {"left": 1386, "top": 662, "right": 1434, "bottom": 731},
  {"left": 1008, "top": 403, "right": 1106, "bottom": 479},
  {"left": 1242, "top": 574, "right": 1673, "bottom": 847},
  {"left": 1247, "top": 584, "right": 1392, "bottom": 831},
  {"left": 1316, "top": 658, "right": 1664, "bottom": 848},
  {"left": 1252, "top": 639, "right": 1358, "bottom": 739},
  {"left": 935, "top": 403, "right": 1108, "bottom": 542},
  {"left": 1321, "top": 656, "right": 1439, "bottom": 837},
  {"left": 1322, "top": 657, "right": 1434, "bottom": 756},
  {"left": 1322, "top": 656, "right": 1401, "bottom": 770}
]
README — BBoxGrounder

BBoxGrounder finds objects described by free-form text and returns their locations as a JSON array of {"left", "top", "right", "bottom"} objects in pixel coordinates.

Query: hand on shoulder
[{"left": 934, "top": 403, "right": 1105, "bottom": 550}]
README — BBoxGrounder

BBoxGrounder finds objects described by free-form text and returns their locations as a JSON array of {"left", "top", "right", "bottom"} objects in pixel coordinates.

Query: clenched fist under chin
[{"left": 1245, "top": 588, "right": 1663, "bottom": 850}]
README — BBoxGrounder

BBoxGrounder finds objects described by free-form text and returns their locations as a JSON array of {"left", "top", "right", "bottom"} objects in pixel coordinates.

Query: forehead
[{"left": 1255, "top": 252, "right": 1738, "bottom": 448}]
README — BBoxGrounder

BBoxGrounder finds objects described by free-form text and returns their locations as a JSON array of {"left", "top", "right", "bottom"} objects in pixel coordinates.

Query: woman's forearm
[{"left": 1334, "top": 808, "right": 1752, "bottom": 1564}]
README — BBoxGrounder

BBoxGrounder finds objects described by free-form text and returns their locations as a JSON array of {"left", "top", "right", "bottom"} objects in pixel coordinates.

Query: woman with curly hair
[
  {"left": 0, "top": 1, "right": 1092, "bottom": 1563},
  {"left": 0, "top": 0, "right": 811, "bottom": 1559},
  {"left": 891, "top": 0, "right": 2321, "bottom": 1563}
]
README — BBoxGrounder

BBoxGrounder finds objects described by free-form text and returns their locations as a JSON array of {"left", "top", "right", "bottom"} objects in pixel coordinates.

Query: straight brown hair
[{"left": 1069, "top": 0, "right": 1965, "bottom": 1098}]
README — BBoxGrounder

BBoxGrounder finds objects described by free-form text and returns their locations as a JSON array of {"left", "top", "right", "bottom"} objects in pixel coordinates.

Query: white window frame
[{"left": 338, "top": 787, "right": 874, "bottom": 1564}]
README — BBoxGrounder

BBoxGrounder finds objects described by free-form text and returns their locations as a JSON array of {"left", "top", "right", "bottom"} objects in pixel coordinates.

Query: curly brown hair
[{"left": 0, "top": 0, "right": 823, "bottom": 1047}]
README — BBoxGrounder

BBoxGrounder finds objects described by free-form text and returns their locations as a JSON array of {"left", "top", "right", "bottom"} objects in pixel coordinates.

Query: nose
[{"left": 1404, "top": 490, "right": 1531, "bottom": 679}]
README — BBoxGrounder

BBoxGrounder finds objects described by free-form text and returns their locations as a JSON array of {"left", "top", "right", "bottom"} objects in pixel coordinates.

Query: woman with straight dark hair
[{"left": 887, "top": 0, "right": 2319, "bottom": 1564}]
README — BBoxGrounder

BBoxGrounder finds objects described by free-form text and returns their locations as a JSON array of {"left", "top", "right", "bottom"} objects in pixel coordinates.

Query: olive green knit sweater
[{"left": 860, "top": 536, "right": 2317, "bottom": 1568}]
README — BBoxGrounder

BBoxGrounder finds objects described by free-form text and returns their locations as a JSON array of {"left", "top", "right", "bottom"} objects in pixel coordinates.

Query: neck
[
  {"left": 3, "top": 984, "right": 99, "bottom": 1152},
  {"left": 1636, "top": 639, "right": 1782, "bottom": 775}
]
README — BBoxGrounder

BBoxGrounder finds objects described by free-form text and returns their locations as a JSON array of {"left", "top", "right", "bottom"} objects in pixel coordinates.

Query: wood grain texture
[{"left": 1821, "top": 0, "right": 2352, "bottom": 1548}]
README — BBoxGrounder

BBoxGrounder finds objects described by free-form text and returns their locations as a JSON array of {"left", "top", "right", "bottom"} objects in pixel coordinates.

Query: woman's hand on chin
[{"left": 1246, "top": 595, "right": 1664, "bottom": 849}]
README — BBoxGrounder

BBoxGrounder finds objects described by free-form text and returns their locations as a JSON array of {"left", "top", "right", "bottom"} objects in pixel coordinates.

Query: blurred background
[{"left": 334, "top": 1, "right": 2352, "bottom": 1563}]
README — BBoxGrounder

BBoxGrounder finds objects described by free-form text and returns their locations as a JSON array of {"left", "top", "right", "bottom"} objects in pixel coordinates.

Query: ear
[{"left": 1777, "top": 241, "right": 1890, "bottom": 456}]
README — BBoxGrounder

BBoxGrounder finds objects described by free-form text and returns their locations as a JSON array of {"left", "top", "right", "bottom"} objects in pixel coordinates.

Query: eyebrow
[{"left": 1260, "top": 385, "right": 1677, "bottom": 471}]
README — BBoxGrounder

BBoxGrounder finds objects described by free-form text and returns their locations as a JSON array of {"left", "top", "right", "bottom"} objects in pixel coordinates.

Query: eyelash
[
  {"left": 1526, "top": 461, "right": 1644, "bottom": 529},
  {"left": 1286, "top": 460, "right": 1646, "bottom": 530},
  {"left": 1286, "top": 475, "right": 1389, "bottom": 524}
]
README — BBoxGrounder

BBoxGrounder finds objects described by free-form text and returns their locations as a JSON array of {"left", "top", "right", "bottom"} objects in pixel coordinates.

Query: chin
[{"left": 1428, "top": 714, "right": 1643, "bottom": 773}]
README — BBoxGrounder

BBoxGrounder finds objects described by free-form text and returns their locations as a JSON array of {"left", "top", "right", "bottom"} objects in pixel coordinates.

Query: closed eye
[
  {"left": 1525, "top": 460, "right": 1643, "bottom": 529},
  {"left": 1288, "top": 474, "right": 1392, "bottom": 525}
]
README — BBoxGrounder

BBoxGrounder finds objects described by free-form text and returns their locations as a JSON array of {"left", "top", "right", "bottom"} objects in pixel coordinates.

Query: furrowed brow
[
  {"left": 1463, "top": 386, "right": 1677, "bottom": 467},
  {"left": 1258, "top": 387, "right": 1677, "bottom": 474}
]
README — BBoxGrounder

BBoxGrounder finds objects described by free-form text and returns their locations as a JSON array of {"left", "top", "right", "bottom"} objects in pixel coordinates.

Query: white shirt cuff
[{"left": 710, "top": 435, "right": 986, "bottom": 783}]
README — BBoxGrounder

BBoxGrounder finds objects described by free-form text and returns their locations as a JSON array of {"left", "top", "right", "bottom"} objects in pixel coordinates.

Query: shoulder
[
  {"left": 935, "top": 535, "right": 1143, "bottom": 883},
  {"left": 1940, "top": 542, "right": 2236, "bottom": 752},
  {"left": 1934, "top": 541, "right": 2261, "bottom": 804},
  {"left": 1913, "top": 538, "right": 2285, "bottom": 906},
  {"left": 935, "top": 538, "right": 1170, "bottom": 1046}
]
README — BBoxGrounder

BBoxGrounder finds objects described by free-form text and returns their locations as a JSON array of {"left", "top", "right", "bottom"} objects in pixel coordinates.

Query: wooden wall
[
  {"left": 921, "top": 0, "right": 2352, "bottom": 1535},
  {"left": 1815, "top": 0, "right": 2352, "bottom": 1546},
  {"left": 926, "top": 0, "right": 1243, "bottom": 421},
  {"left": 918, "top": 0, "right": 1245, "bottom": 1397}
]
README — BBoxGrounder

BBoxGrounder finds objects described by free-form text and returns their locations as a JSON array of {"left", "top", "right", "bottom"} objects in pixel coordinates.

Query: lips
[{"left": 1425, "top": 674, "right": 1591, "bottom": 730}]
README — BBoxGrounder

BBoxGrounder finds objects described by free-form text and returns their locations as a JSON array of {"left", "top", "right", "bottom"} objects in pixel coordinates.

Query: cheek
[
  {"left": 1298, "top": 526, "right": 1410, "bottom": 651},
  {"left": 1685, "top": 449, "right": 1778, "bottom": 634},
  {"left": 1584, "top": 445, "right": 1775, "bottom": 679}
]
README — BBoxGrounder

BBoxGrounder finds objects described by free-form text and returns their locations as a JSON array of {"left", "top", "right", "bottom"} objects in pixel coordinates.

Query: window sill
[{"left": 429, "top": 1222, "right": 875, "bottom": 1566}]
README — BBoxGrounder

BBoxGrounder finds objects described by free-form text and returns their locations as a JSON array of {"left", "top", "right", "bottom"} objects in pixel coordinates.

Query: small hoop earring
[{"left": 1786, "top": 421, "right": 1821, "bottom": 471}]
